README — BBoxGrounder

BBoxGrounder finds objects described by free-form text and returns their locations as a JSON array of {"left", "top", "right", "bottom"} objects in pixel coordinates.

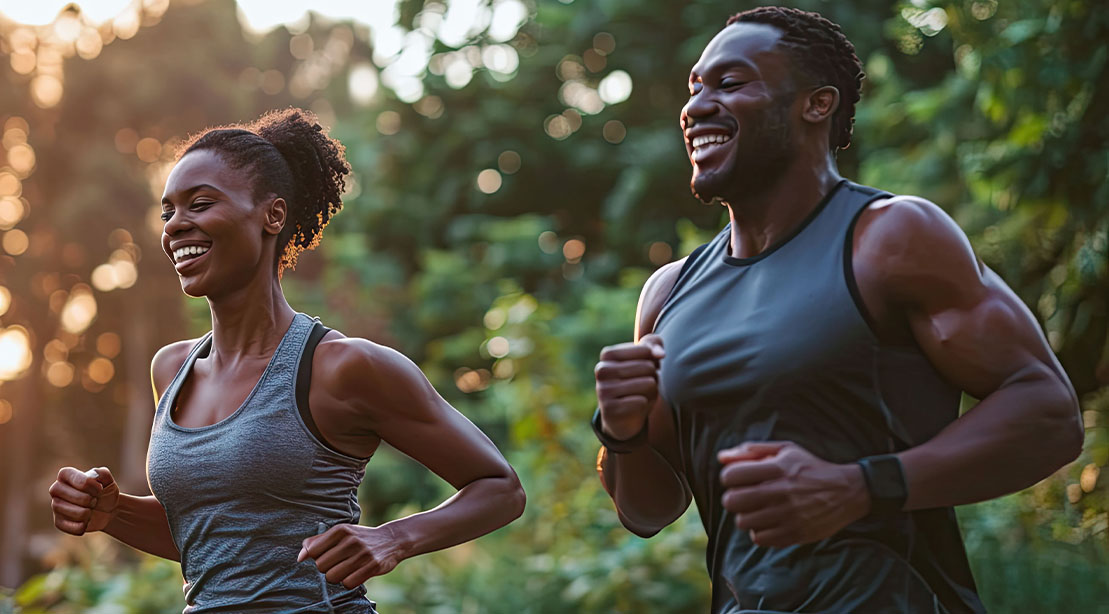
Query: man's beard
[{"left": 690, "top": 100, "right": 794, "bottom": 204}]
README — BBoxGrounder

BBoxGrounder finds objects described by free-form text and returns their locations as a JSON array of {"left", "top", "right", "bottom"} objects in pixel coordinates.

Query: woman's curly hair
[{"left": 177, "top": 108, "right": 351, "bottom": 274}]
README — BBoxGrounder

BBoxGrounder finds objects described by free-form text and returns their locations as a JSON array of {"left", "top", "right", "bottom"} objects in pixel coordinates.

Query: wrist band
[
  {"left": 591, "top": 408, "right": 648, "bottom": 454},
  {"left": 857, "top": 454, "right": 908, "bottom": 514}
]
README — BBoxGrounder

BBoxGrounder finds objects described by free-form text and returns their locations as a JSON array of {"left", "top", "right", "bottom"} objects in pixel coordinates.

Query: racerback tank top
[
  {"left": 147, "top": 312, "right": 378, "bottom": 613},
  {"left": 654, "top": 181, "right": 985, "bottom": 613}
]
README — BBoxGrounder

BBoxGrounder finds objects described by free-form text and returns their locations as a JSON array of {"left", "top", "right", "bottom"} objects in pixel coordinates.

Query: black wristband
[
  {"left": 857, "top": 454, "right": 908, "bottom": 514},
  {"left": 591, "top": 408, "right": 649, "bottom": 454}
]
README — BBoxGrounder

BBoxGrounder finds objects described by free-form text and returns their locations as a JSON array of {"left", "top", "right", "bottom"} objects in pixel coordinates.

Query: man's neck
[{"left": 723, "top": 155, "right": 842, "bottom": 259}]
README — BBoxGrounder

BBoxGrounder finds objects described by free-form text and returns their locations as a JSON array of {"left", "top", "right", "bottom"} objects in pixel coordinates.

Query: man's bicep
[
  {"left": 635, "top": 257, "right": 686, "bottom": 340},
  {"left": 907, "top": 269, "right": 1065, "bottom": 400}
]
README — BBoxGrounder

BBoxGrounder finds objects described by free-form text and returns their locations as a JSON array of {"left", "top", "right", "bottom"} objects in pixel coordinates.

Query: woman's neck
[{"left": 204, "top": 273, "right": 297, "bottom": 363}]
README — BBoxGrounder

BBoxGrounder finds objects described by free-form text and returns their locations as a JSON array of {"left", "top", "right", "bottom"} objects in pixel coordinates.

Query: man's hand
[
  {"left": 298, "top": 523, "right": 406, "bottom": 588},
  {"left": 718, "top": 442, "right": 871, "bottom": 547},
  {"left": 595, "top": 334, "right": 666, "bottom": 441}
]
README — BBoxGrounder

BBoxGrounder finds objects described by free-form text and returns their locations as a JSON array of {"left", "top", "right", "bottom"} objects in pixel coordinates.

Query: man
[{"left": 592, "top": 7, "right": 1082, "bottom": 613}]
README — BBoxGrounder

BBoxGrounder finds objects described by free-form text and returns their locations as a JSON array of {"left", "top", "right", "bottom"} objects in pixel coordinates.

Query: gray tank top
[
  {"left": 655, "top": 181, "right": 985, "bottom": 613},
  {"left": 147, "top": 312, "right": 378, "bottom": 613}
]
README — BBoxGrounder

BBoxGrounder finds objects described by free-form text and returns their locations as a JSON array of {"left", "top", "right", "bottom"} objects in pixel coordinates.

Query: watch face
[{"left": 860, "top": 455, "right": 908, "bottom": 513}]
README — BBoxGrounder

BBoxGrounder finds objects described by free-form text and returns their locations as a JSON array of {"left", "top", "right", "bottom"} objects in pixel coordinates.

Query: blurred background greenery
[{"left": 0, "top": 0, "right": 1105, "bottom": 612}]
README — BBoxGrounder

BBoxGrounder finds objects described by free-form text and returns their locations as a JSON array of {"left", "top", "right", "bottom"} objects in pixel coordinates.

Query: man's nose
[{"left": 681, "top": 92, "right": 718, "bottom": 128}]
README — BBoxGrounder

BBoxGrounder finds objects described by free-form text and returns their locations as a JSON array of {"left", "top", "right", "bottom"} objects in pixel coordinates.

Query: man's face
[{"left": 680, "top": 23, "right": 803, "bottom": 203}]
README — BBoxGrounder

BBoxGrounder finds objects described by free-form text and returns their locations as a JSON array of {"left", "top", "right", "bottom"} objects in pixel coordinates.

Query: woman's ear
[
  {"left": 263, "top": 197, "right": 287, "bottom": 236},
  {"left": 803, "top": 85, "right": 840, "bottom": 124}
]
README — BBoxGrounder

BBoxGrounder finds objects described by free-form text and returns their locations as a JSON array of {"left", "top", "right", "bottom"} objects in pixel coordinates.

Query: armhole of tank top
[
  {"left": 843, "top": 194, "right": 891, "bottom": 338},
  {"left": 661, "top": 242, "right": 710, "bottom": 310},
  {"left": 295, "top": 322, "right": 355, "bottom": 459},
  {"left": 652, "top": 241, "right": 710, "bottom": 333}
]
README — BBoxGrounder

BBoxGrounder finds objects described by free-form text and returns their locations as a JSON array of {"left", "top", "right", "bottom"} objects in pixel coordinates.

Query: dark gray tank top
[
  {"left": 147, "top": 313, "right": 378, "bottom": 613},
  {"left": 655, "top": 181, "right": 985, "bottom": 613}
]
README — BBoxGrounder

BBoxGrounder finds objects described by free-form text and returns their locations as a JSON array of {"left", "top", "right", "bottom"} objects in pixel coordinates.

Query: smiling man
[{"left": 592, "top": 7, "right": 1081, "bottom": 613}]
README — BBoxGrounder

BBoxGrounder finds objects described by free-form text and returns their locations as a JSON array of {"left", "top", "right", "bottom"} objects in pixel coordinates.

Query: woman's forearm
[
  {"left": 103, "top": 494, "right": 181, "bottom": 561},
  {"left": 382, "top": 474, "right": 525, "bottom": 561}
]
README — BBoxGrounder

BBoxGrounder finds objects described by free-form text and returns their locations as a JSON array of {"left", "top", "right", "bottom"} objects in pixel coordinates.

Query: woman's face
[{"left": 159, "top": 149, "right": 284, "bottom": 298}]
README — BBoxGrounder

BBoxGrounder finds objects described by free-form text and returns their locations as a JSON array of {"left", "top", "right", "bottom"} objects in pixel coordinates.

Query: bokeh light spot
[
  {"left": 648, "top": 241, "right": 672, "bottom": 265},
  {"left": 537, "top": 231, "right": 558, "bottom": 254},
  {"left": 0, "top": 326, "right": 32, "bottom": 381},
  {"left": 603, "top": 119, "right": 626, "bottom": 144},
  {"left": 7, "top": 143, "right": 36, "bottom": 175},
  {"left": 348, "top": 62, "right": 379, "bottom": 106},
  {"left": 46, "top": 361, "right": 75, "bottom": 388},
  {"left": 97, "top": 332, "right": 122, "bottom": 358},
  {"left": 0, "top": 198, "right": 26, "bottom": 230},
  {"left": 60, "top": 285, "right": 97, "bottom": 334},
  {"left": 376, "top": 111, "right": 401, "bottom": 135},
  {"left": 562, "top": 238, "right": 585, "bottom": 262},
  {"left": 31, "top": 75, "right": 65, "bottom": 108},
  {"left": 487, "top": 336, "right": 510, "bottom": 358},
  {"left": 476, "top": 169, "right": 503, "bottom": 194},
  {"left": 88, "top": 357, "right": 115, "bottom": 384},
  {"left": 598, "top": 70, "right": 633, "bottom": 105},
  {"left": 593, "top": 32, "right": 616, "bottom": 55},
  {"left": 2, "top": 230, "right": 29, "bottom": 256},
  {"left": 544, "top": 114, "right": 572, "bottom": 140},
  {"left": 497, "top": 150, "right": 521, "bottom": 174},
  {"left": 135, "top": 138, "right": 162, "bottom": 163}
]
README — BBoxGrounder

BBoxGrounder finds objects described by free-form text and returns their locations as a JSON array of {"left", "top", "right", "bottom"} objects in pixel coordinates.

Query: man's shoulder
[
  {"left": 853, "top": 192, "right": 982, "bottom": 304},
  {"left": 855, "top": 193, "right": 965, "bottom": 250}
]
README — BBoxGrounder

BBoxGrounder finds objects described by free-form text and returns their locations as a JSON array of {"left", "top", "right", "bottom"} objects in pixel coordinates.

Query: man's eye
[
  {"left": 721, "top": 80, "right": 747, "bottom": 89},
  {"left": 160, "top": 211, "right": 173, "bottom": 222}
]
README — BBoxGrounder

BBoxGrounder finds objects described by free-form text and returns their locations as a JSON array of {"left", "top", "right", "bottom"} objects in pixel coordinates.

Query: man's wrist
[
  {"left": 592, "top": 408, "right": 648, "bottom": 453},
  {"left": 856, "top": 454, "right": 908, "bottom": 514}
]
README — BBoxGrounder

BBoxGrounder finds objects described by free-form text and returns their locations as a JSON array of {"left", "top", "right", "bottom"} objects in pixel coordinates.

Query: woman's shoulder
[
  {"left": 150, "top": 337, "right": 204, "bottom": 397},
  {"left": 314, "top": 332, "right": 421, "bottom": 387}
]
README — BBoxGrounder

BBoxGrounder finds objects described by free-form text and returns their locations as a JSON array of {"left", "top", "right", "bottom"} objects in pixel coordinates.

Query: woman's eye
[{"left": 191, "top": 201, "right": 213, "bottom": 209}]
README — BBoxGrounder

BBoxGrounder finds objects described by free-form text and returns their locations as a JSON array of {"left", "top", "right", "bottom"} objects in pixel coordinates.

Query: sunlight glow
[
  {"left": 0, "top": 326, "right": 32, "bottom": 381},
  {"left": 60, "top": 285, "right": 97, "bottom": 334},
  {"left": 0, "top": 1, "right": 69, "bottom": 26}
]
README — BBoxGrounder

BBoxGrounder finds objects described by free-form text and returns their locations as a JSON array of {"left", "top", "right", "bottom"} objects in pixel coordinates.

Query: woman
[{"left": 48, "top": 108, "right": 526, "bottom": 613}]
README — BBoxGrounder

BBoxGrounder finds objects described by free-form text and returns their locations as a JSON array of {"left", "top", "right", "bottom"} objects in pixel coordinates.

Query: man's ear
[
  {"left": 263, "top": 197, "right": 287, "bottom": 236},
  {"left": 803, "top": 85, "right": 840, "bottom": 124}
]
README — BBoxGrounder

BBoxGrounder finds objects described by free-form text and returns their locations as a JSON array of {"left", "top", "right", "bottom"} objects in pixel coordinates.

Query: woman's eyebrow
[{"left": 161, "top": 183, "right": 223, "bottom": 205}]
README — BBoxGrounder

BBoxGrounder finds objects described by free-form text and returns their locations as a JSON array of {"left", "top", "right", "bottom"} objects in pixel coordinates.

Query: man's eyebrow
[
  {"left": 703, "top": 58, "right": 758, "bottom": 75},
  {"left": 161, "top": 183, "right": 222, "bottom": 205}
]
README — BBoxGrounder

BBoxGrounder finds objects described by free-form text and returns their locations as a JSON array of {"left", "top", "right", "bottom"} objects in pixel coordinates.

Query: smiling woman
[{"left": 48, "top": 108, "right": 526, "bottom": 613}]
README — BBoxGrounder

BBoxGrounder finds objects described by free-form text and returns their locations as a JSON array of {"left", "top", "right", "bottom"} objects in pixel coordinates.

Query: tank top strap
[{"left": 249, "top": 312, "right": 318, "bottom": 400}]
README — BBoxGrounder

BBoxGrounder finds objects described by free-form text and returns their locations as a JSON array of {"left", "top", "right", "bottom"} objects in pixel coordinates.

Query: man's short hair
[{"left": 727, "top": 7, "right": 864, "bottom": 151}]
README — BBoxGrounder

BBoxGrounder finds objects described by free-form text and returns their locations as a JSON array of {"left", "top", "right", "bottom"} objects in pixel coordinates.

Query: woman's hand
[
  {"left": 49, "top": 467, "right": 120, "bottom": 535},
  {"left": 298, "top": 523, "right": 406, "bottom": 588}
]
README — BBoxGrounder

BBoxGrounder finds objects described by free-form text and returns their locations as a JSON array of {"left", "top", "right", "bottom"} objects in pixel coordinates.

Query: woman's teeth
[{"left": 173, "top": 245, "right": 209, "bottom": 263}]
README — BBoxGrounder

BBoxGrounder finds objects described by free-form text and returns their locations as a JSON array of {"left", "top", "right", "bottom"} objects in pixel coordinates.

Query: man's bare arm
[
  {"left": 855, "top": 196, "right": 1082, "bottom": 509},
  {"left": 596, "top": 258, "right": 692, "bottom": 537}
]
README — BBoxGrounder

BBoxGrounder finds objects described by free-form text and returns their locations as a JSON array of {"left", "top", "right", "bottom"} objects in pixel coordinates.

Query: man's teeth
[
  {"left": 173, "top": 245, "right": 210, "bottom": 262},
  {"left": 691, "top": 134, "right": 732, "bottom": 148}
]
